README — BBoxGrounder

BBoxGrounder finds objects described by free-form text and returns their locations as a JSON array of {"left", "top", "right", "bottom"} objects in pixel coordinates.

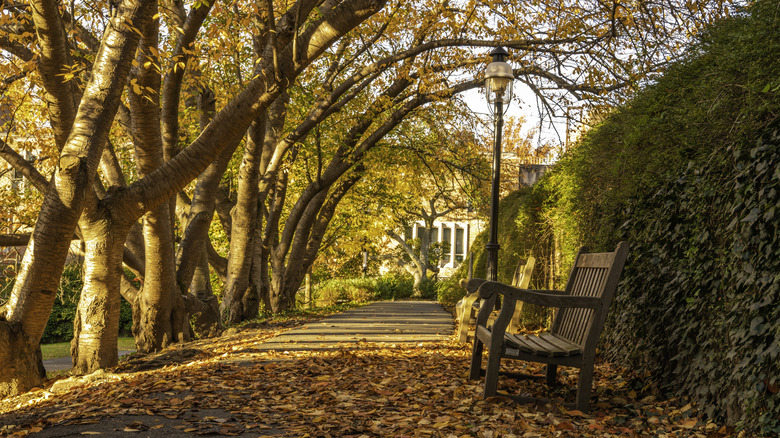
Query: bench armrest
[
  {"left": 460, "top": 278, "right": 488, "bottom": 295},
  {"left": 477, "top": 281, "right": 602, "bottom": 309}
]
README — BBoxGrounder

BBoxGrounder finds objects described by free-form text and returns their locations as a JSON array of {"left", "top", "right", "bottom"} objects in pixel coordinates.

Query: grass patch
[{"left": 40, "top": 337, "right": 136, "bottom": 360}]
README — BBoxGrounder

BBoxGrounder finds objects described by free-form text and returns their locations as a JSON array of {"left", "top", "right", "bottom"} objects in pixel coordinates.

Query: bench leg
[
  {"left": 483, "top": 348, "right": 501, "bottom": 398},
  {"left": 457, "top": 315, "right": 469, "bottom": 343},
  {"left": 575, "top": 363, "right": 594, "bottom": 413},
  {"left": 457, "top": 295, "right": 479, "bottom": 343},
  {"left": 546, "top": 364, "right": 558, "bottom": 386},
  {"left": 458, "top": 306, "right": 476, "bottom": 343},
  {"left": 468, "top": 336, "right": 484, "bottom": 380}
]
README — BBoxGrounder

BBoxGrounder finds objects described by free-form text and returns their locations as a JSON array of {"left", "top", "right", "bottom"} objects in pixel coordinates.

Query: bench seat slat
[
  {"left": 504, "top": 333, "right": 582, "bottom": 357},
  {"left": 538, "top": 333, "right": 582, "bottom": 355}
]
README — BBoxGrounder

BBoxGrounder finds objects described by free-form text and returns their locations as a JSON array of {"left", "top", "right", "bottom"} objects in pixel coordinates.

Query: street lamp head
[{"left": 485, "top": 46, "right": 514, "bottom": 109}]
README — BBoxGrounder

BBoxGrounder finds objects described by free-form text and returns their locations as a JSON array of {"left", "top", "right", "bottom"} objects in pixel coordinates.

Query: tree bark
[
  {"left": 223, "top": 94, "right": 287, "bottom": 323},
  {"left": 71, "top": 209, "right": 127, "bottom": 374},
  {"left": 133, "top": 204, "right": 190, "bottom": 353},
  {"left": 0, "top": 323, "right": 45, "bottom": 397}
]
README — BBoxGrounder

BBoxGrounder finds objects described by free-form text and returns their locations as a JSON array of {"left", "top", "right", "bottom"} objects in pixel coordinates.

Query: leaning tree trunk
[
  {"left": 186, "top": 249, "right": 221, "bottom": 338},
  {"left": 240, "top": 225, "right": 265, "bottom": 320},
  {"left": 222, "top": 115, "right": 267, "bottom": 324},
  {"left": 278, "top": 171, "right": 363, "bottom": 304}
]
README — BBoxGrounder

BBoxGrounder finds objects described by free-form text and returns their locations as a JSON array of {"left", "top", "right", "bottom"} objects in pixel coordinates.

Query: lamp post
[{"left": 484, "top": 46, "right": 514, "bottom": 282}]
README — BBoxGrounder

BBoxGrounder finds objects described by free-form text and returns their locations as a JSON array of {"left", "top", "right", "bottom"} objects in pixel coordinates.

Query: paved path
[
  {"left": 255, "top": 301, "right": 453, "bottom": 351},
  {"left": 42, "top": 301, "right": 453, "bottom": 371},
  {"left": 21, "top": 301, "right": 454, "bottom": 437}
]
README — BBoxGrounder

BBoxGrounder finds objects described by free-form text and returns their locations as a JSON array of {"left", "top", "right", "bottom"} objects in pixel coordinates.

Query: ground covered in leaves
[{"left": 1, "top": 314, "right": 736, "bottom": 437}]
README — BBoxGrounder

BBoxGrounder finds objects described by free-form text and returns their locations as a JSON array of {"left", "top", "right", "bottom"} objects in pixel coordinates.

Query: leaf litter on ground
[{"left": 0, "top": 314, "right": 735, "bottom": 437}]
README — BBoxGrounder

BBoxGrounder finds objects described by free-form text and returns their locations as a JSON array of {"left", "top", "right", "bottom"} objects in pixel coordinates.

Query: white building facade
[{"left": 405, "top": 215, "right": 485, "bottom": 278}]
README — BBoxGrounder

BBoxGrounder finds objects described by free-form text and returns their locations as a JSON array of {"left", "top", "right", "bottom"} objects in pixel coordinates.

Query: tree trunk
[
  {"left": 254, "top": 222, "right": 272, "bottom": 313},
  {"left": 223, "top": 94, "right": 287, "bottom": 323},
  {"left": 304, "top": 268, "right": 312, "bottom": 309},
  {"left": 0, "top": 0, "right": 153, "bottom": 395},
  {"left": 0, "top": 324, "right": 45, "bottom": 397},
  {"left": 238, "top": 223, "right": 264, "bottom": 320},
  {"left": 71, "top": 215, "right": 127, "bottom": 374},
  {"left": 187, "top": 249, "right": 221, "bottom": 337},
  {"left": 133, "top": 204, "right": 190, "bottom": 353}
]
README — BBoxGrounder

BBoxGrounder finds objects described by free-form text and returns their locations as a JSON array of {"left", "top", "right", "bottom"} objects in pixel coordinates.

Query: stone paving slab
[{"left": 255, "top": 301, "right": 453, "bottom": 351}]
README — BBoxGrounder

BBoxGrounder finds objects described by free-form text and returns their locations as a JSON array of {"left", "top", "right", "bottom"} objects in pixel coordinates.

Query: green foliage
[
  {"left": 415, "top": 277, "right": 437, "bottom": 300},
  {"left": 544, "top": 0, "right": 780, "bottom": 262},
  {"left": 436, "top": 277, "right": 464, "bottom": 305},
  {"left": 373, "top": 271, "right": 416, "bottom": 301},
  {"left": 537, "top": 1, "right": 780, "bottom": 433},
  {"left": 603, "top": 123, "right": 779, "bottom": 435},
  {"left": 467, "top": 188, "right": 557, "bottom": 327}
]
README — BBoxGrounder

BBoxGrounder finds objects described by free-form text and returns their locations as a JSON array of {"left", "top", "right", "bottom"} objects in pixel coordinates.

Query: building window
[
  {"left": 442, "top": 226, "right": 452, "bottom": 264},
  {"left": 455, "top": 228, "right": 465, "bottom": 262}
]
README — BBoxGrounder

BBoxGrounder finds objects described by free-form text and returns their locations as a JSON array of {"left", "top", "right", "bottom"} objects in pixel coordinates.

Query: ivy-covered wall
[
  {"left": 604, "top": 125, "right": 779, "bottom": 434},
  {"left": 549, "top": 1, "right": 780, "bottom": 433},
  {"left": 462, "top": 1, "right": 779, "bottom": 433}
]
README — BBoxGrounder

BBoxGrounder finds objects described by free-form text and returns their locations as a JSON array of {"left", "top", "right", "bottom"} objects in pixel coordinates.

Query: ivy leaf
[
  {"left": 749, "top": 316, "right": 765, "bottom": 336},
  {"left": 741, "top": 208, "right": 759, "bottom": 223}
]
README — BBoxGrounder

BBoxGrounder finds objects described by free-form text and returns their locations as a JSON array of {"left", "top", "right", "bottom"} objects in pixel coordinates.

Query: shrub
[
  {"left": 314, "top": 272, "right": 428, "bottom": 306},
  {"left": 436, "top": 278, "right": 464, "bottom": 305},
  {"left": 314, "top": 277, "right": 379, "bottom": 306},
  {"left": 416, "top": 277, "right": 437, "bottom": 300},
  {"left": 374, "top": 271, "right": 415, "bottom": 301},
  {"left": 41, "top": 265, "right": 82, "bottom": 344}
]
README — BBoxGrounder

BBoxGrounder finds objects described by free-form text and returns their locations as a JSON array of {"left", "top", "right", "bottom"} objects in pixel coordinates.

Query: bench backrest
[
  {"left": 512, "top": 256, "right": 536, "bottom": 288},
  {"left": 551, "top": 242, "right": 629, "bottom": 350}
]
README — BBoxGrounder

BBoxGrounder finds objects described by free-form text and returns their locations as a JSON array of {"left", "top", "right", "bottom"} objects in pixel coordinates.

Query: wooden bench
[
  {"left": 455, "top": 256, "right": 535, "bottom": 343},
  {"left": 464, "top": 242, "right": 629, "bottom": 412}
]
